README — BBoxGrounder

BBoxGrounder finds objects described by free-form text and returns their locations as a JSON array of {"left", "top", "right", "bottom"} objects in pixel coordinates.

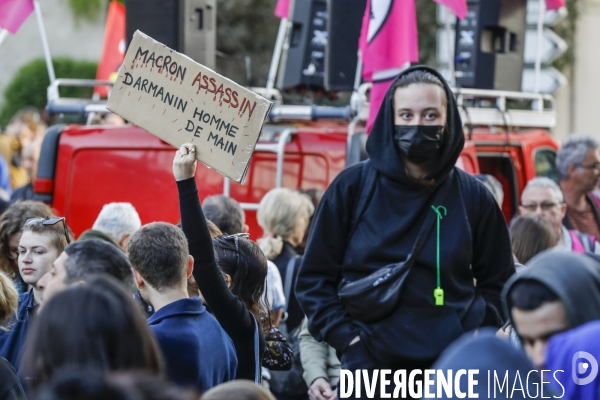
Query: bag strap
[
  {"left": 588, "top": 192, "right": 600, "bottom": 229},
  {"left": 346, "top": 160, "right": 378, "bottom": 242},
  {"left": 591, "top": 192, "right": 600, "bottom": 211},
  {"left": 570, "top": 230, "right": 586, "bottom": 253},
  {"left": 283, "top": 255, "right": 300, "bottom": 313},
  {"left": 407, "top": 172, "right": 455, "bottom": 261},
  {"left": 252, "top": 316, "right": 261, "bottom": 383}
]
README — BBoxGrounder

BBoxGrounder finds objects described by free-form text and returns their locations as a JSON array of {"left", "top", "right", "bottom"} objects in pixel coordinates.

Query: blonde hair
[
  {"left": 22, "top": 218, "right": 73, "bottom": 256},
  {"left": 257, "top": 188, "right": 314, "bottom": 260},
  {"left": 0, "top": 272, "right": 19, "bottom": 329}
]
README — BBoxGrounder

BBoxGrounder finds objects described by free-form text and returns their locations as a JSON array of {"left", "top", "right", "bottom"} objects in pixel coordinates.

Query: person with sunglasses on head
[
  {"left": 173, "top": 144, "right": 269, "bottom": 384},
  {"left": 519, "top": 177, "right": 600, "bottom": 254},
  {"left": 0, "top": 216, "right": 72, "bottom": 372},
  {"left": 556, "top": 134, "right": 600, "bottom": 239},
  {"left": 0, "top": 201, "right": 54, "bottom": 294}
]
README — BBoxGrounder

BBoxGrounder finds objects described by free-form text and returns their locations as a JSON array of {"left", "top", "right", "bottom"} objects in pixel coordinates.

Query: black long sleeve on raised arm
[{"left": 177, "top": 177, "right": 264, "bottom": 381}]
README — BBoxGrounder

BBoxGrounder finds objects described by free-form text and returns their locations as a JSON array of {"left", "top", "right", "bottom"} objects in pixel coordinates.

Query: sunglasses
[
  {"left": 521, "top": 202, "right": 561, "bottom": 212},
  {"left": 216, "top": 233, "right": 250, "bottom": 271},
  {"left": 576, "top": 163, "right": 600, "bottom": 171},
  {"left": 24, "top": 217, "right": 71, "bottom": 244}
]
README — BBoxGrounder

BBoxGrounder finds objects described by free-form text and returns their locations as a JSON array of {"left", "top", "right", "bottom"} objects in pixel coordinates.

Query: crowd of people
[{"left": 1, "top": 65, "right": 600, "bottom": 400}]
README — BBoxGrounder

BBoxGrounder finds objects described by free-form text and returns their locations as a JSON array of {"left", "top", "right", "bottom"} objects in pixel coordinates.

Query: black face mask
[{"left": 394, "top": 125, "right": 445, "bottom": 164}]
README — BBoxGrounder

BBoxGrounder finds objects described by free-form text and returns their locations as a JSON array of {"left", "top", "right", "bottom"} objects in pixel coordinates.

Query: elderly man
[
  {"left": 79, "top": 202, "right": 142, "bottom": 250},
  {"left": 520, "top": 177, "right": 600, "bottom": 254},
  {"left": 556, "top": 134, "right": 600, "bottom": 239}
]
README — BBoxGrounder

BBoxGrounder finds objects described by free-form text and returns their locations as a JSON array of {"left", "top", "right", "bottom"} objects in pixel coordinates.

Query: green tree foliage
[
  {"left": 552, "top": 0, "right": 579, "bottom": 72},
  {"left": 0, "top": 58, "right": 97, "bottom": 126},
  {"left": 65, "top": 0, "right": 103, "bottom": 21},
  {"left": 416, "top": 0, "right": 438, "bottom": 66},
  {"left": 63, "top": 0, "right": 123, "bottom": 22},
  {"left": 215, "top": 0, "right": 279, "bottom": 87}
]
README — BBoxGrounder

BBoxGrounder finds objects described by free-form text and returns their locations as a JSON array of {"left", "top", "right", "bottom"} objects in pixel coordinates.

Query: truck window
[{"left": 534, "top": 148, "right": 559, "bottom": 183}]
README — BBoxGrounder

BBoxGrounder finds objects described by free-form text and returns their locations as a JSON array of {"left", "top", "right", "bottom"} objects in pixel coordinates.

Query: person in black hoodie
[{"left": 295, "top": 66, "right": 515, "bottom": 380}]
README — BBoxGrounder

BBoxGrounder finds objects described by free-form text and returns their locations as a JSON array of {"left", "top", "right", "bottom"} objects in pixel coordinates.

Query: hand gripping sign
[{"left": 107, "top": 30, "right": 273, "bottom": 183}]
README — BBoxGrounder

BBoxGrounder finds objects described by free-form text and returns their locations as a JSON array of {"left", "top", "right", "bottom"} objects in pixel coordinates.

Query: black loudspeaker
[
  {"left": 454, "top": 0, "right": 527, "bottom": 91},
  {"left": 277, "top": 0, "right": 328, "bottom": 89},
  {"left": 325, "top": 0, "right": 366, "bottom": 91},
  {"left": 126, "top": 0, "right": 216, "bottom": 69}
]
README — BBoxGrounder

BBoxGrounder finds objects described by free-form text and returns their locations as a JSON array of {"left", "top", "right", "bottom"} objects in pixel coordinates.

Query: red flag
[
  {"left": 95, "top": 1, "right": 126, "bottom": 98},
  {"left": 545, "top": 0, "right": 565, "bottom": 11},
  {"left": 0, "top": 0, "right": 34, "bottom": 34},
  {"left": 432, "top": 0, "right": 467, "bottom": 19},
  {"left": 359, "top": 0, "right": 419, "bottom": 132},
  {"left": 274, "top": 0, "right": 290, "bottom": 19}
]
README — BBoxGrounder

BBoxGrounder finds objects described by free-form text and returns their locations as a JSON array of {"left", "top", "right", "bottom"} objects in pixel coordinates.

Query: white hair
[
  {"left": 257, "top": 188, "right": 315, "bottom": 260},
  {"left": 521, "top": 177, "right": 564, "bottom": 204},
  {"left": 92, "top": 202, "right": 142, "bottom": 242},
  {"left": 556, "top": 134, "right": 599, "bottom": 181}
]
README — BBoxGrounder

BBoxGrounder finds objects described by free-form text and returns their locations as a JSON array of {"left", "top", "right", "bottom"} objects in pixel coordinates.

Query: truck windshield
[{"left": 534, "top": 149, "right": 559, "bottom": 183}]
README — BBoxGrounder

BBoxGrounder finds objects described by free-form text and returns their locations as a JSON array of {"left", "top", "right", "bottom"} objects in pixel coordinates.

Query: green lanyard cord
[{"left": 431, "top": 205, "right": 447, "bottom": 306}]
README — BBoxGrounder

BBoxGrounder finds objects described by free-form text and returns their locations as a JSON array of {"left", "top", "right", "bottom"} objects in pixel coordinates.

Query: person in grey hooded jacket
[{"left": 502, "top": 250, "right": 600, "bottom": 368}]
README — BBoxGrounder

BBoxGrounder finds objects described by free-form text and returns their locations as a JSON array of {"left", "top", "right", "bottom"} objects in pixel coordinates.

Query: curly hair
[
  {"left": 0, "top": 272, "right": 18, "bottom": 330},
  {"left": 0, "top": 201, "right": 54, "bottom": 278}
]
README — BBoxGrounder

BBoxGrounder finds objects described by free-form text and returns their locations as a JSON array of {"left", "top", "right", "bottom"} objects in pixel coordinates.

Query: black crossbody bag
[{"left": 337, "top": 169, "right": 454, "bottom": 323}]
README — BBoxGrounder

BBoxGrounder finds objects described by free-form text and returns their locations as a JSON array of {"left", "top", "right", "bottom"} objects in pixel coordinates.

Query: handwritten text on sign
[{"left": 107, "top": 30, "right": 272, "bottom": 183}]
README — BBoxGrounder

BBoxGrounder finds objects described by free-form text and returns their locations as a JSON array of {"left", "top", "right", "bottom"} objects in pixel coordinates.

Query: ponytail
[{"left": 257, "top": 235, "right": 283, "bottom": 261}]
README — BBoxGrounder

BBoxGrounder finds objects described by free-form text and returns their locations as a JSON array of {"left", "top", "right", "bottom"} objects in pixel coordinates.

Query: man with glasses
[
  {"left": 0, "top": 217, "right": 72, "bottom": 371},
  {"left": 556, "top": 134, "right": 600, "bottom": 239},
  {"left": 520, "top": 177, "right": 600, "bottom": 254}
]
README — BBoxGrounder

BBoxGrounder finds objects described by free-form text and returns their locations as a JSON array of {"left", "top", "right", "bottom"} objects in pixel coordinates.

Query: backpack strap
[
  {"left": 346, "top": 160, "right": 378, "bottom": 243},
  {"left": 570, "top": 230, "right": 586, "bottom": 254},
  {"left": 591, "top": 192, "right": 600, "bottom": 210},
  {"left": 588, "top": 192, "right": 600, "bottom": 230}
]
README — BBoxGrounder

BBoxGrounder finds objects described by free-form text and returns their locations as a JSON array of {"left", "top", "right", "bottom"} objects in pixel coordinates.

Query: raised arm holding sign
[{"left": 107, "top": 30, "right": 273, "bottom": 183}]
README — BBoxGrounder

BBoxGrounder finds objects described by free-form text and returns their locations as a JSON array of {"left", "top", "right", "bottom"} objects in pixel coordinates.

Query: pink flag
[
  {"left": 0, "top": 0, "right": 34, "bottom": 34},
  {"left": 432, "top": 0, "right": 467, "bottom": 20},
  {"left": 545, "top": 0, "right": 565, "bottom": 11},
  {"left": 359, "top": 0, "right": 419, "bottom": 132},
  {"left": 274, "top": 0, "right": 290, "bottom": 19}
]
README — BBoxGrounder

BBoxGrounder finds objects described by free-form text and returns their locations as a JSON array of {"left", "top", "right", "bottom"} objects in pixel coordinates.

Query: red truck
[{"left": 36, "top": 81, "right": 559, "bottom": 239}]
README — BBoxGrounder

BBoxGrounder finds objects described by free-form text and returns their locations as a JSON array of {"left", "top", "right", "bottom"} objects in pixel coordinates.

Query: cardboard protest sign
[{"left": 107, "top": 30, "right": 273, "bottom": 183}]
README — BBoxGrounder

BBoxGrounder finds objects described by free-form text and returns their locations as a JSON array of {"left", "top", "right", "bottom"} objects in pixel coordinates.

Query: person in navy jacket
[{"left": 127, "top": 222, "right": 237, "bottom": 392}]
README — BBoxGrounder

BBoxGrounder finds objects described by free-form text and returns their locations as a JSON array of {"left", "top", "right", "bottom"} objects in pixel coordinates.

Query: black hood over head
[
  {"left": 366, "top": 65, "right": 464, "bottom": 184},
  {"left": 502, "top": 250, "right": 600, "bottom": 328}
]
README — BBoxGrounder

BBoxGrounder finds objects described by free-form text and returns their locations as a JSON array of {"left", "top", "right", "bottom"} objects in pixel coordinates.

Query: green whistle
[{"left": 434, "top": 288, "right": 444, "bottom": 306}]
